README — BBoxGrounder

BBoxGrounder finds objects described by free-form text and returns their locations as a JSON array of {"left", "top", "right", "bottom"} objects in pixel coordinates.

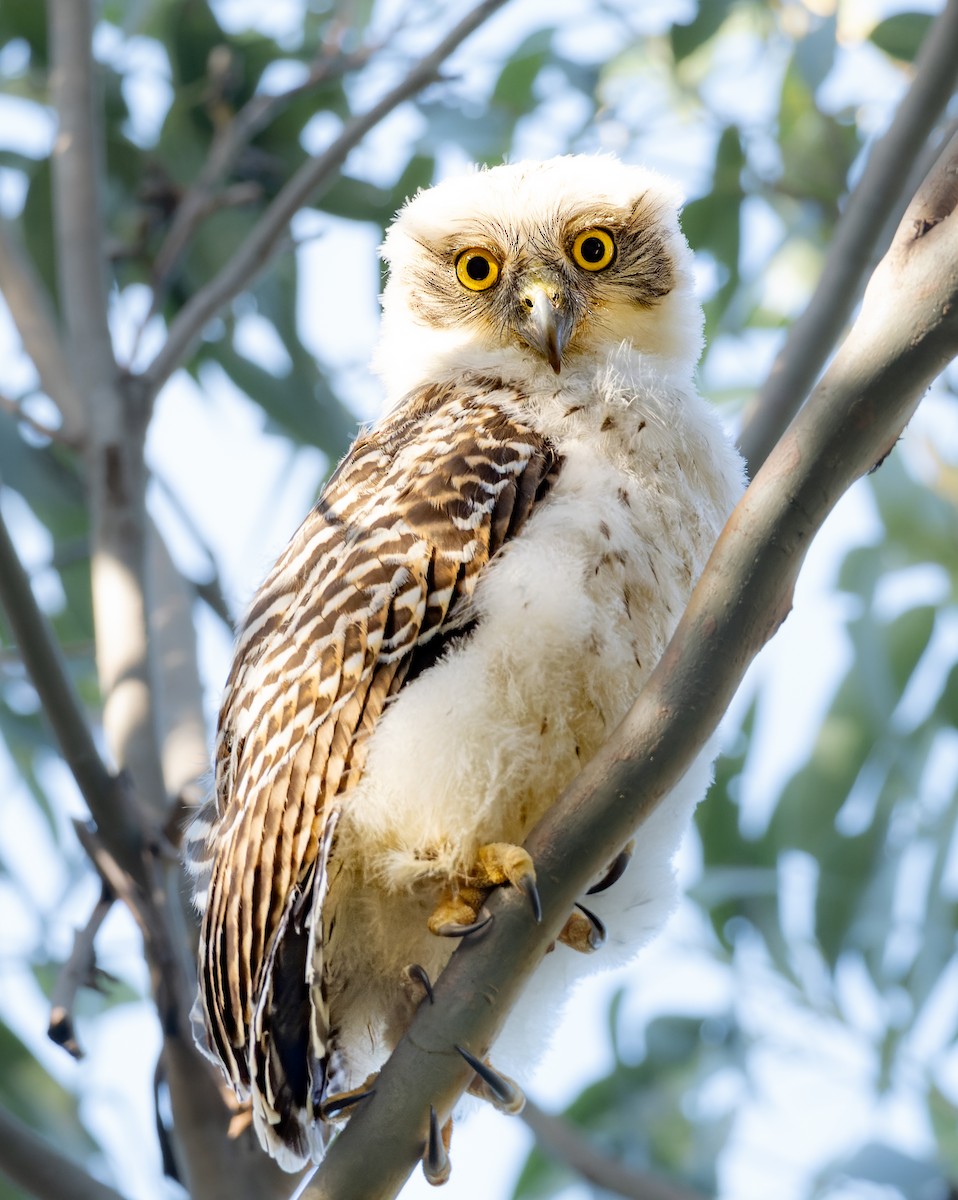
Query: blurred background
[{"left": 0, "top": 1, "right": 957, "bottom": 1198}]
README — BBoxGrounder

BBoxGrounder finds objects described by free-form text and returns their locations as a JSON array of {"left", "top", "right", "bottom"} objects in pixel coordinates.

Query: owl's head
[{"left": 375, "top": 154, "right": 702, "bottom": 402}]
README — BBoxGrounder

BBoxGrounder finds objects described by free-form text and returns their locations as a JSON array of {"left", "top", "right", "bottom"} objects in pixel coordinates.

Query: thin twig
[
  {"left": 72, "top": 821, "right": 148, "bottom": 938},
  {"left": 151, "top": 472, "right": 235, "bottom": 628},
  {"left": 522, "top": 1099, "right": 706, "bottom": 1200},
  {"left": 0, "top": 390, "right": 68, "bottom": 443},
  {"left": 48, "top": 883, "right": 115, "bottom": 1059},
  {"left": 737, "top": 0, "right": 958, "bottom": 473},
  {"left": 0, "top": 1103, "right": 127, "bottom": 1200},
  {"left": 143, "top": 31, "right": 387, "bottom": 314},
  {"left": 0, "top": 220, "right": 85, "bottom": 443},
  {"left": 305, "top": 129, "right": 958, "bottom": 1200},
  {"left": 143, "top": 0, "right": 510, "bottom": 395}
]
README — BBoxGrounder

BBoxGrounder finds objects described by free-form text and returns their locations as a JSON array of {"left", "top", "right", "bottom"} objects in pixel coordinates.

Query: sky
[{"left": 1, "top": 1, "right": 957, "bottom": 1199}]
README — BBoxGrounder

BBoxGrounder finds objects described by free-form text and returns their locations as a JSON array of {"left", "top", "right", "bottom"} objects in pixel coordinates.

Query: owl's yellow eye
[
  {"left": 571, "top": 228, "right": 616, "bottom": 271},
  {"left": 455, "top": 248, "right": 500, "bottom": 292}
]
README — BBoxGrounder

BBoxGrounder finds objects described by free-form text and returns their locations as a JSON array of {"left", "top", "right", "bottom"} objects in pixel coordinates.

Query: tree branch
[
  {"left": 521, "top": 1099, "right": 706, "bottom": 1200},
  {"left": 48, "top": 883, "right": 115, "bottom": 1059},
  {"left": 145, "top": 31, "right": 387, "bottom": 307},
  {"left": 0, "top": 497, "right": 144, "bottom": 874},
  {"left": 48, "top": 0, "right": 168, "bottom": 820},
  {"left": 148, "top": 520, "right": 210, "bottom": 807},
  {"left": 142, "top": 0, "right": 510, "bottom": 395},
  {"left": 0, "top": 389, "right": 70, "bottom": 444},
  {"left": 0, "top": 1103, "right": 127, "bottom": 1200},
  {"left": 305, "top": 128, "right": 958, "bottom": 1200},
  {"left": 47, "top": 0, "right": 116, "bottom": 420},
  {"left": 737, "top": 0, "right": 958, "bottom": 474},
  {"left": 0, "top": 221, "right": 85, "bottom": 443}
]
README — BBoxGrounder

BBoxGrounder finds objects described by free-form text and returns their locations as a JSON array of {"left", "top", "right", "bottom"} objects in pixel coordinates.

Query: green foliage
[
  {"left": 870, "top": 12, "right": 935, "bottom": 61},
  {"left": 513, "top": 1012, "right": 742, "bottom": 1199},
  {"left": 0, "top": 1020, "right": 98, "bottom": 1164}
]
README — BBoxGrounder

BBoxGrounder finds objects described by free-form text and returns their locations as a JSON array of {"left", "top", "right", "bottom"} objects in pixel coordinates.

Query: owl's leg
[
  {"left": 422, "top": 1105, "right": 452, "bottom": 1186},
  {"left": 428, "top": 843, "right": 540, "bottom": 937},
  {"left": 558, "top": 902, "right": 606, "bottom": 953}
]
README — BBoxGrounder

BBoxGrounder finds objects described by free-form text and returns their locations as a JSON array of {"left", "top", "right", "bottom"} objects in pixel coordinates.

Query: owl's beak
[{"left": 518, "top": 279, "right": 574, "bottom": 374}]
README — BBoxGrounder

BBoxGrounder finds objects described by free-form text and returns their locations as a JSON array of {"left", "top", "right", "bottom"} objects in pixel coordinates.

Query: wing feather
[{"left": 188, "top": 378, "right": 558, "bottom": 1157}]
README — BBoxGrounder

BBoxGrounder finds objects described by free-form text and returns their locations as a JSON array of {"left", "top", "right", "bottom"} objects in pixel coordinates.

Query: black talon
[
  {"left": 423, "top": 1105, "right": 450, "bottom": 1186},
  {"left": 434, "top": 909, "right": 493, "bottom": 938},
  {"left": 518, "top": 874, "right": 542, "bottom": 923},
  {"left": 455, "top": 1045, "right": 525, "bottom": 1114},
  {"left": 575, "top": 902, "right": 607, "bottom": 949},
  {"left": 586, "top": 845, "right": 633, "bottom": 895},
  {"left": 320, "top": 1087, "right": 376, "bottom": 1120},
  {"left": 407, "top": 963, "right": 435, "bottom": 1004}
]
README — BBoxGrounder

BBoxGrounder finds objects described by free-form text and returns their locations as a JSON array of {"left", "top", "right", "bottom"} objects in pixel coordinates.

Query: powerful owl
[{"left": 187, "top": 154, "right": 745, "bottom": 1176}]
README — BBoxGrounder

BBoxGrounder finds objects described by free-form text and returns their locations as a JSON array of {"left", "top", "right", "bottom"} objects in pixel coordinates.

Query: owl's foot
[
  {"left": 422, "top": 1105, "right": 452, "bottom": 1186},
  {"left": 456, "top": 1044, "right": 525, "bottom": 1115},
  {"left": 427, "top": 842, "right": 540, "bottom": 936},
  {"left": 401, "top": 962, "right": 435, "bottom": 1005},
  {"left": 428, "top": 899, "right": 493, "bottom": 938},
  {"left": 558, "top": 902, "right": 606, "bottom": 953},
  {"left": 318, "top": 1075, "right": 377, "bottom": 1122},
  {"left": 586, "top": 841, "right": 635, "bottom": 895}
]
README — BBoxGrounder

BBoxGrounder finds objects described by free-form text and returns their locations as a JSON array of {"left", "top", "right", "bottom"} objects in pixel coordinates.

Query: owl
[{"left": 186, "top": 154, "right": 745, "bottom": 1179}]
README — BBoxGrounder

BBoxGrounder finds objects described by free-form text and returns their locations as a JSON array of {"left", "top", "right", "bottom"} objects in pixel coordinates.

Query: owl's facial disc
[{"left": 516, "top": 275, "right": 574, "bottom": 374}]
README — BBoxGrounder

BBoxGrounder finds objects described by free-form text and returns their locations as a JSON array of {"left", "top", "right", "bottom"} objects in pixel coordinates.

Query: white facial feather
[{"left": 374, "top": 154, "right": 704, "bottom": 405}]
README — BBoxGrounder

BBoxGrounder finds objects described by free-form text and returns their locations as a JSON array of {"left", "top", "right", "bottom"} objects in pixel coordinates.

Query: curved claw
[
  {"left": 455, "top": 1044, "right": 525, "bottom": 1116},
  {"left": 575, "top": 902, "right": 607, "bottom": 950},
  {"left": 517, "top": 872, "right": 542, "bottom": 923},
  {"left": 433, "top": 909, "right": 493, "bottom": 938},
  {"left": 404, "top": 962, "right": 435, "bottom": 1005},
  {"left": 423, "top": 1105, "right": 451, "bottom": 1186},
  {"left": 586, "top": 843, "right": 634, "bottom": 896},
  {"left": 319, "top": 1086, "right": 376, "bottom": 1121}
]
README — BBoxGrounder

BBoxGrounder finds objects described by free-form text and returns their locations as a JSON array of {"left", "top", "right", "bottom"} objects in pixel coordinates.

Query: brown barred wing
[{"left": 188, "top": 381, "right": 558, "bottom": 1158}]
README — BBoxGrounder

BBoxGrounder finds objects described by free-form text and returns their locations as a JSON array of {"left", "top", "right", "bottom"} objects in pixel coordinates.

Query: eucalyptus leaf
[{"left": 869, "top": 12, "right": 934, "bottom": 61}]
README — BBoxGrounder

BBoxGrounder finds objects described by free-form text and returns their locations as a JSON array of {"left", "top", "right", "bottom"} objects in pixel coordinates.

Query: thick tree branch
[
  {"left": 148, "top": 520, "right": 209, "bottom": 807},
  {"left": 48, "top": 0, "right": 168, "bottom": 820},
  {"left": 0, "top": 1103, "right": 127, "bottom": 1200},
  {"left": 142, "top": 0, "right": 510, "bottom": 395},
  {"left": 737, "top": 0, "right": 958, "bottom": 473},
  {"left": 305, "top": 129, "right": 958, "bottom": 1200},
  {"left": 521, "top": 1100, "right": 706, "bottom": 1200},
  {"left": 0, "top": 221, "right": 85, "bottom": 442},
  {"left": 47, "top": 0, "right": 116, "bottom": 420}
]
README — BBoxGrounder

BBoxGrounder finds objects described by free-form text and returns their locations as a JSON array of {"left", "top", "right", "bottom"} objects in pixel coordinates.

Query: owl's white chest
[{"left": 330, "top": 371, "right": 742, "bottom": 1015}]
